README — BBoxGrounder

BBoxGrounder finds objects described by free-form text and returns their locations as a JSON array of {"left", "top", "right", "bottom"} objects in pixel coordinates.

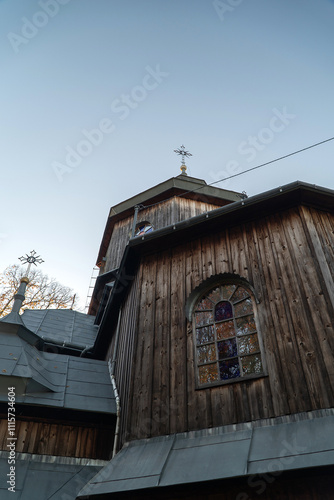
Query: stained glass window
[
  {"left": 135, "top": 222, "right": 154, "bottom": 236},
  {"left": 215, "top": 301, "right": 233, "bottom": 321},
  {"left": 193, "top": 283, "right": 264, "bottom": 387}
]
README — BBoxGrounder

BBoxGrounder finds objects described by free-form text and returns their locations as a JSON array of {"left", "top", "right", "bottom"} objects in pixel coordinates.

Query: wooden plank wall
[
  {"left": 105, "top": 270, "right": 141, "bottom": 447},
  {"left": 104, "top": 197, "right": 222, "bottom": 271},
  {"left": 121, "top": 206, "right": 334, "bottom": 442},
  {"left": 0, "top": 417, "right": 113, "bottom": 459}
]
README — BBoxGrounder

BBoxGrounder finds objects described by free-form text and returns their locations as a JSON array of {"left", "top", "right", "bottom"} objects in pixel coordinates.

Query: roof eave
[
  {"left": 93, "top": 180, "right": 334, "bottom": 356},
  {"left": 96, "top": 175, "right": 243, "bottom": 266}
]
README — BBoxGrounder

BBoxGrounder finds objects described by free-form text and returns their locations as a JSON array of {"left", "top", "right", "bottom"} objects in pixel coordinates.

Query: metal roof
[
  {"left": 0, "top": 452, "right": 107, "bottom": 500},
  {"left": 106, "top": 174, "right": 242, "bottom": 218},
  {"left": 0, "top": 322, "right": 116, "bottom": 414},
  {"left": 77, "top": 408, "right": 334, "bottom": 498},
  {"left": 21, "top": 309, "right": 98, "bottom": 348}
]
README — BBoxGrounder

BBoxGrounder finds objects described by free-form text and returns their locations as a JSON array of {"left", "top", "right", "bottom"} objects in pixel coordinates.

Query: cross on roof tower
[{"left": 173, "top": 145, "right": 192, "bottom": 175}]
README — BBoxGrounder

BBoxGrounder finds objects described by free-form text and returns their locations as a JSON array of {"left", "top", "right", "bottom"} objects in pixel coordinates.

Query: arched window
[
  {"left": 134, "top": 221, "right": 154, "bottom": 237},
  {"left": 193, "top": 283, "right": 264, "bottom": 387}
]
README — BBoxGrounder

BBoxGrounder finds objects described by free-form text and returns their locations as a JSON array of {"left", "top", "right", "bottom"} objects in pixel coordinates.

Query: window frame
[
  {"left": 190, "top": 277, "right": 266, "bottom": 389},
  {"left": 134, "top": 221, "right": 154, "bottom": 237}
]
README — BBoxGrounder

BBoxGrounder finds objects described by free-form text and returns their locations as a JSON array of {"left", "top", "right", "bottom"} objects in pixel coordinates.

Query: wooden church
[{"left": 0, "top": 163, "right": 334, "bottom": 499}]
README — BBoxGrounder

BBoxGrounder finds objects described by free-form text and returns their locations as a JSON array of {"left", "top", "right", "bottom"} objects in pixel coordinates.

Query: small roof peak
[{"left": 1, "top": 251, "right": 44, "bottom": 323}]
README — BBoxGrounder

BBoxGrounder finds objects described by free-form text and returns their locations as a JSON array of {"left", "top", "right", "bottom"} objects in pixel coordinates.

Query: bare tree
[{"left": 0, "top": 265, "right": 78, "bottom": 318}]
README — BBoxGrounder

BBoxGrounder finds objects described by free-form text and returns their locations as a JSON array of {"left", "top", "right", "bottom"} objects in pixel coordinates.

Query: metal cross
[
  {"left": 174, "top": 145, "right": 193, "bottom": 166},
  {"left": 19, "top": 250, "right": 44, "bottom": 275}
]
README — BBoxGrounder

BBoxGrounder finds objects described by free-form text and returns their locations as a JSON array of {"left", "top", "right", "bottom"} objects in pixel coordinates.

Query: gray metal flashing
[
  {"left": 107, "top": 174, "right": 242, "bottom": 219},
  {"left": 77, "top": 408, "right": 334, "bottom": 498},
  {"left": 0, "top": 323, "right": 116, "bottom": 413},
  {"left": 0, "top": 450, "right": 109, "bottom": 466},
  {"left": 0, "top": 451, "right": 107, "bottom": 500},
  {"left": 21, "top": 309, "right": 98, "bottom": 348}
]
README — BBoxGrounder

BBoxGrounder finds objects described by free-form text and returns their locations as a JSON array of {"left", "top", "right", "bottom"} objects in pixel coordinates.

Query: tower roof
[{"left": 96, "top": 174, "right": 243, "bottom": 266}]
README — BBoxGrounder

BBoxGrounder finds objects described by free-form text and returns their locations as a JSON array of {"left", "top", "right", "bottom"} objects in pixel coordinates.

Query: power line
[
  {"left": 209, "top": 135, "right": 334, "bottom": 187},
  {"left": 142, "top": 136, "right": 334, "bottom": 210}
]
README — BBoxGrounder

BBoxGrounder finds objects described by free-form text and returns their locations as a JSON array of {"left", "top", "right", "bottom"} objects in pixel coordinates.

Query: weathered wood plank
[
  {"left": 210, "top": 385, "right": 237, "bottom": 427},
  {"left": 229, "top": 224, "right": 249, "bottom": 278},
  {"left": 122, "top": 205, "right": 334, "bottom": 441},
  {"left": 170, "top": 247, "right": 188, "bottom": 434},
  {"left": 37, "top": 423, "right": 51, "bottom": 455},
  {"left": 267, "top": 212, "right": 311, "bottom": 413},
  {"left": 213, "top": 230, "right": 232, "bottom": 276},
  {"left": 129, "top": 255, "right": 157, "bottom": 439},
  {"left": 151, "top": 249, "right": 171, "bottom": 437},
  {"left": 118, "top": 274, "right": 141, "bottom": 447},
  {"left": 201, "top": 235, "right": 215, "bottom": 281},
  {"left": 282, "top": 208, "right": 333, "bottom": 408},
  {"left": 251, "top": 219, "right": 291, "bottom": 416},
  {"left": 66, "top": 425, "right": 78, "bottom": 457}
]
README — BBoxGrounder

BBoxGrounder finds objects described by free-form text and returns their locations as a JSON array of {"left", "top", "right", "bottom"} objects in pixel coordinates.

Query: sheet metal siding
[
  {"left": 123, "top": 206, "right": 334, "bottom": 441},
  {"left": 104, "top": 198, "right": 222, "bottom": 272}
]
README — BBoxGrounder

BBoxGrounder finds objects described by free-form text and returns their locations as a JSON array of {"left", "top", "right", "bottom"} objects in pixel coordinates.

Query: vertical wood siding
[
  {"left": 111, "top": 206, "right": 334, "bottom": 444},
  {"left": 104, "top": 197, "right": 222, "bottom": 271},
  {"left": 0, "top": 417, "right": 113, "bottom": 459}
]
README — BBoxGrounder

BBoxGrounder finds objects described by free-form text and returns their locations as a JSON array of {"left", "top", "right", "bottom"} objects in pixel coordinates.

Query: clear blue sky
[{"left": 1, "top": 0, "right": 334, "bottom": 309}]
